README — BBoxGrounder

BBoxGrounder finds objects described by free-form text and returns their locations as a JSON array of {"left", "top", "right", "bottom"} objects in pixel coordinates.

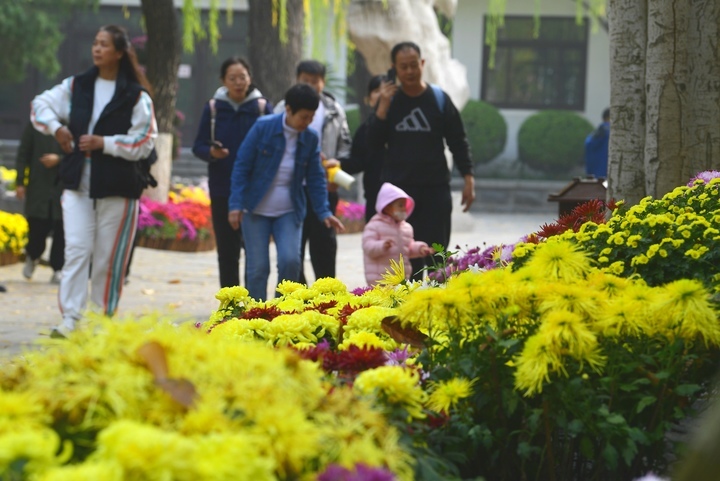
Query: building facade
[
  {"left": 453, "top": 0, "right": 610, "bottom": 162},
  {"left": 0, "top": 0, "right": 250, "bottom": 149}
]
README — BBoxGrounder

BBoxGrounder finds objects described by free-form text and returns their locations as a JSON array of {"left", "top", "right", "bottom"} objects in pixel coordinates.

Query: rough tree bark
[
  {"left": 606, "top": 0, "right": 647, "bottom": 206},
  {"left": 608, "top": 0, "right": 720, "bottom": 205},
  {"left": 248, "top": 0, "right": 304, "bottom": 104},
  {"left": 140, "top": 0, "right": 181, "bottom": 202},
  {"left": 140, "top": 0, "right": 181, "bottom": 133}
]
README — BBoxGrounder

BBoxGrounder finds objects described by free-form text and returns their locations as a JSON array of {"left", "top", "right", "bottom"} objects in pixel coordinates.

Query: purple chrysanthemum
[
  {"left": 385, "top": 346, "right": 412, "bottom": 366},
  {"left": 428, "top": 243, "right": 516, "bottom": 282},
  {"left": 687, "top": 170, "right": 720, "bottom": 186},
  {"left": 351, "top": 286, "right": 373, "bottom": 296},
  {"left": 318, "top": 463, "right": 396, "bottom": 481}
]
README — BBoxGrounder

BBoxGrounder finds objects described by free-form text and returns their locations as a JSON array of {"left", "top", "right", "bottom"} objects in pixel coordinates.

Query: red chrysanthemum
[{"left": 325, "top": 345, "right": 387, "bottom": 373}]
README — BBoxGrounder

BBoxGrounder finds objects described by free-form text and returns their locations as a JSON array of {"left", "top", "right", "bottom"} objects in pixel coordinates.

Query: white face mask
[{"left": 391, "top": 210, "right": 407, "bottom": 222}]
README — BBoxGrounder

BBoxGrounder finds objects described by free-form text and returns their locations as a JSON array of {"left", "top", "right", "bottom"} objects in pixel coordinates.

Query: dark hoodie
[{"left": 192, "top": 86, "right": 273, "bottom": 197}]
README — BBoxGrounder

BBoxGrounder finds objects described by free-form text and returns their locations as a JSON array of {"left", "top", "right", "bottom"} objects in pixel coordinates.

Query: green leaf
[
  {"left": 621, "top": 439, "right": 638, "bottom": 465},
  {"left": 580, "top": 436, "right": 595, "bottom": 459},
  {"left": 606, "top": 413, "right": 626, "bottom": 425},
  {"left": 567, "top": 418, "right": 584, "bottom": 435},
  {"left": 517, "top": 441, "right": 537, "bottom": 459},
  {"left": 675, "top": 384, "right": 701, "bottom": 396},
  {"left": 636, "top": 396, "right": 657, "bottom": 414},
  {"left": 602, "top": 443, "right": 618, "bottom": 469},
  {"left": 619, "top": 383, "right": 639, "bottom": 392},
  {"left": 627, "top": 428, "right": 649, "bottom": 444}
]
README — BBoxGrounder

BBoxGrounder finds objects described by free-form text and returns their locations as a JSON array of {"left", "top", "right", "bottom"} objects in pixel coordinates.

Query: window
[{"left": 481, "top": 16, "right": 589, "bottom": 110}]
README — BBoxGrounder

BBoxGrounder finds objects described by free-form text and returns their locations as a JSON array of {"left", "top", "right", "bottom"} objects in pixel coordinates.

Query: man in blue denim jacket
[{"left": 228, "top": 84, "right": 345, "bottom": 300}]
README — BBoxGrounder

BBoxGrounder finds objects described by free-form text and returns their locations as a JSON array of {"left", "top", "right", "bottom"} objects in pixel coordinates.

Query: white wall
[{"left": 453, "top": 0, "right": 610, "bottom": 162}]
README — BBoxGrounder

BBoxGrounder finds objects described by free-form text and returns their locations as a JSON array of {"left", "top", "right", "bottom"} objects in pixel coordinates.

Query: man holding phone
[{"left": 368, "top": 41, "right": 475, "bottom": 281}]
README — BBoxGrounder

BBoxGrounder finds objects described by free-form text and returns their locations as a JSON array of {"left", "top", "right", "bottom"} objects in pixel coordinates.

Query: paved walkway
[{"left": 0, "top": 208, "right": 556, "bottom": 358}]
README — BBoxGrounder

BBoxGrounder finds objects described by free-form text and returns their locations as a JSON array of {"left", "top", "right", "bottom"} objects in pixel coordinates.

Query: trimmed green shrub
[
  {"left": 518, "top": 110, "right": 593, "bottom": 173},
  {"left": 461, "top": 99, "right": 507, "bottom": 165},
  {"left": 346, "top": 106, "right": 361, "bottom": 137}
]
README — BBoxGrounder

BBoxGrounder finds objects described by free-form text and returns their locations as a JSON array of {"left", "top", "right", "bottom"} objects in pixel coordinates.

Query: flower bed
[
  {"left": 0, "top": 166, "right": 16, "bottom": 192},
  {"left": 136, "top": 184, "right": 215, "bottom": 252},
  {"left": 0, "top": 316, "right": 410, "bottom": 481},
  {"left": 336, "top": 199, "right": 365, "bottom": 234},
  {"left": 0, "top": 209, "right": 27, "bottom": 265},
  {"left": 3, "top": 173, "right": 719, "bottom": 481}
]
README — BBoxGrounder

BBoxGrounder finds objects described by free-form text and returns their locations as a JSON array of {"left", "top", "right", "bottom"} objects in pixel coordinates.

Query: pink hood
[{"left": 375, "top": 182, "right": 415, "bottom": 218}]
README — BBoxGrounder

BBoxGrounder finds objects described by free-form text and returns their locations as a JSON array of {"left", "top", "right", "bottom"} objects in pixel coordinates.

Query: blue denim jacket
[{"left": 229, "top": 113, "right": 331, "bottom": 224}]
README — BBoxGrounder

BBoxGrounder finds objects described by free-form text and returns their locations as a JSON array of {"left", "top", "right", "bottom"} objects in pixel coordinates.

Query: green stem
[{"left": 543, "top": 397, "right": 557, "bottom": 481}]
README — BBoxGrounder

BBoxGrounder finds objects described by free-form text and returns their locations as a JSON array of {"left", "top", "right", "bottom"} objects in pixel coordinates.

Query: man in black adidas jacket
[{"left": 368, "top": 41, "right": 475, "bottom": 281}]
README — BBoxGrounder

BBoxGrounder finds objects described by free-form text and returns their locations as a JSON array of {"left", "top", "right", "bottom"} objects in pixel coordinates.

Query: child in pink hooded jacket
[{"left": 362, "top": 182, "right": 435, "bottom": 285}]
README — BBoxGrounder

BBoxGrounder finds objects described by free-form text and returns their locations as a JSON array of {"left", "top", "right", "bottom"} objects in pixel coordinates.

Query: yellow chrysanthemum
[
  {"left": 426, "top": 378, "right": 476, "bottom": 413},
  {"left": 514, "top": 335, "right": 563, "bottom": 397},
  {"left": 340, "top": 331, "right": 389, "bottom": 350},
  {"left": 536, "top": 309, "right": 601, "bottom": 361},
  {"left": 654, "top": 279, "right": 720, "bottom": 345},
  {"left": 0, "top": 428, "right": 70, "bottom": 475},
  {"left": 37, "top": 461, "right": 124, "bottom": 481},
  {"left": 1, "top": 316, "right": 410, "bottom": 480},
  {"left": 214, "top": 285, "right": 250, "bottom": 304},
  {"left": 517, "top": 239, "right": 592, "bottom": 281},
  {"left": 275, "top": 280, "right": 306, "bottom": 295},
  {"left": 354, "top": 366, "right": 428, "bottom": 419},
  {"left": 536, "top": 282, "right": 601, "bottom": 321},
  {"left": 379, "top": 255, "right": 407, "bottom": 287},
  {"left": 345, "top": 306, "right": 397, "bottom": 333},
  {"left": 311, "top": 277, "right": 348, "bottom": 294}
]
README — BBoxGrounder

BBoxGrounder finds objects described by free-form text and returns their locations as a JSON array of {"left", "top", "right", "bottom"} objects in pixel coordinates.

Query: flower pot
[
  {"left": 340, "top": 219, "right": 365, "bottom": 234},
  {"left": 135, "top": 234, "right": 216, "bottom": 253},
  {"left": 0, "top": 251, "right": 20, "bottom": 266}
]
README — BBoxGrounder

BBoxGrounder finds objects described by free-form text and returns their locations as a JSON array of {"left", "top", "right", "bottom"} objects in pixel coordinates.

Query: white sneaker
[
  {"left": 50, "top": 271, "right": 62, "bottom": 285},
  {"left": 50, "top": 318, "right": 76, "bottom": 339},
  {"left": 23, "top": 256, "right": 38, "bottom": 280}
]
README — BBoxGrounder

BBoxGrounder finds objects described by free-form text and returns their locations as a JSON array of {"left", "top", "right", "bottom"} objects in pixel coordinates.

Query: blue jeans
[{"left": 242, "top": 211, "right": 303, "bottom": 301}]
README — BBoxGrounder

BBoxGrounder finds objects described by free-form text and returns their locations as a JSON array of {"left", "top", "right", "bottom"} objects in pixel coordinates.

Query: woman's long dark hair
[{"left": 99, "top": 24, "right": 153, "bottom": 97}]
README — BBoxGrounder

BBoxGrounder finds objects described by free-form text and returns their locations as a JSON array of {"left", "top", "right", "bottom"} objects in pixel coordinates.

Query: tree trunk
[
  {"left": 140, "top": 0, "right": 180, "bottom": 202},
  {"left": 248, "top": 0, "right": 304, "bottom": 105},
  {"left": 644, "top": 0, "right": 687, "bottom": 198},
  {"left": 608, "top": 0, "right": 720, "bottom": 205},
  {"left": 140, "top": 0, "right": 181, "bottom": 133},
  {"left": 682, "top": 1, "right": 720, "bottom": 179},
  {"left": 606, "top": 0, "right": 647, "bottom": 206}
]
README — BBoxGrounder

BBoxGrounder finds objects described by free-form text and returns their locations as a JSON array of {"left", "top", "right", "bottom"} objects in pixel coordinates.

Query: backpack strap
[
  {"left": 208, "top": 99, "right": 217, "bottom": 142},
  {"left": 430, "top": 84, "right": 446, "bottom": 114}
]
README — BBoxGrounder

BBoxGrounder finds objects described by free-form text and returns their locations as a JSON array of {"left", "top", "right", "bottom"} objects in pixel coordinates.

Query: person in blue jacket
[
  {"left": 192, "top": 57, "right": 272, "bottom": 288},
  {"left": 228, "top": 84, "right": 344, "bottom": 301},
  {"left": 584, "top": 108, "right": 610, "bottom": 179}
]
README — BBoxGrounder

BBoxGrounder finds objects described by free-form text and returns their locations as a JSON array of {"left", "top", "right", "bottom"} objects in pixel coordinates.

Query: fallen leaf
[
  {"left": 168, "top": 279, "right": 182, "bottom": 284},
  {"left": 381, "top": 316, "right": 427, "bottom": 348},
  {"left": 141, "top": 289, "right": 156, "bottom": 295}
]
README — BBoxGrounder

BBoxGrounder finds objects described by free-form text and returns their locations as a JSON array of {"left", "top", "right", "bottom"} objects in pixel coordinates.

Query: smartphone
[
  {"left": 211, "top": 140, "right": 223, "bottom": 149},
  {"left": 386, "top": 67, "right": 397, "bottom": 84}
]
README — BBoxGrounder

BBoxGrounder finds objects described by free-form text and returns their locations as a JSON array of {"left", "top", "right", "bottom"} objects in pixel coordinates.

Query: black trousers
[
  {"left": 211, "top": 196, "right": 244, "bottom": 288},
  {"left": 299, "top": 190, "right": 338, "bottom": 284},
  {"left": 26, "top": 217, "right": 65, "bottom": 272},
  {"left": 397, "top": 183, "right": 452, "bottom": 282}
]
